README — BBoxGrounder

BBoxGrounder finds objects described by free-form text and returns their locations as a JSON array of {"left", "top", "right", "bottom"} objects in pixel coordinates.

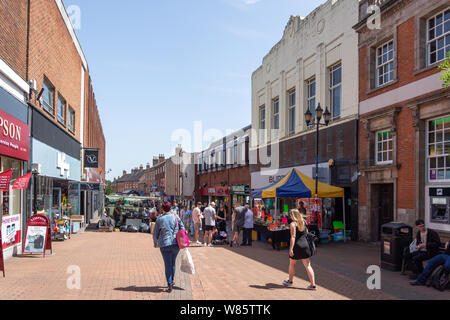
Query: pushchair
[{"left": 212, "top": 222, "right": 229, "bottom": 245}]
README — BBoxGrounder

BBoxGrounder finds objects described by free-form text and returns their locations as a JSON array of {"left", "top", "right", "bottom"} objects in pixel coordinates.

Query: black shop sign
[{"left": 84, "top": 149, "right": 99, "bottom": 168}]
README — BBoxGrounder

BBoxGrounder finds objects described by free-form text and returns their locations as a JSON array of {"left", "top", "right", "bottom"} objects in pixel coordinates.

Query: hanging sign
[
  {"left": 22, "top": 214, "right": 52, "bottom": 258},
  {"left": 0, "top": 109, "right": 29, "bottom": 161},
  {"left": 12, "top": 172, "right": 32, "bottom": 190},
  {"left": 0, "top": 229, "right": 4, "bottom": 277},
  {"left": 84, "top": 149, "right": 99, "bottom": 168},
  {"left": 0, "top": 169, "right": 12, "bottom": 191}
]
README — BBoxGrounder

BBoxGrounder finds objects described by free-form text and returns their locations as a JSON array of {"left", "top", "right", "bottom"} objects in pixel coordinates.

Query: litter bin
[{"left": 381, "top": 222, "right": 413, "bottom": 271}]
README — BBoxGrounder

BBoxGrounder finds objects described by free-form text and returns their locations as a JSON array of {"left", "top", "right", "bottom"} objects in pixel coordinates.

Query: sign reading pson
[{"left": 0, "top": 109, "right": 29, "bottom": 161}]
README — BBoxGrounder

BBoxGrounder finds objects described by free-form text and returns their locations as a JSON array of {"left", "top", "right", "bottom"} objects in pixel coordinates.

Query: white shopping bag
[
  {"left": 409, "top": 239, "right": 418, "bottom": 253},
  {"left": 180, "top": 249, "right": 195, "bottom": 275}
]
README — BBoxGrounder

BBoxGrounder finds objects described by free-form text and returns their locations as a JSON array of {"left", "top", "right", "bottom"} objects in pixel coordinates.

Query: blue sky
[{"left": 64, "top": 0, "right": 325, "bottom": 180}]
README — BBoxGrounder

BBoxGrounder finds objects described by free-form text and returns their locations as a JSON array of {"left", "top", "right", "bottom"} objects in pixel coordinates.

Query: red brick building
[{"left": 354, "top": 0, "right": 450, "bottom": 241}]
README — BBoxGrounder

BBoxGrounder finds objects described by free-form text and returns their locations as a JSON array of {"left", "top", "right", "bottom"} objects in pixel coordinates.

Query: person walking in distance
[
  {"left": 192, "top": 203, "right": 203, "bottom": 245},
  {"left": 231, "top": 202, "right": 246, "bottom": 248},
  {"left": 203, "top": 202, "right": 217, "bottom": 247},
  {"left": 242, "top": 203, "right": 254, "bottom": 246},
  {"left": 152, "top": 201, "right": 185, "bottom": 293},
  {"left": 283, "top": 209, "right": 316, "bottom": 290},
  {"left": 181, "top": 205, "right": 190, "bottom": 236}
]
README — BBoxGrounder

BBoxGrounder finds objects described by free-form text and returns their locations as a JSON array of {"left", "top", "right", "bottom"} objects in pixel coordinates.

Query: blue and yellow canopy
[{"left": 251, "top": 169, "right": 345, "bottom": 199}]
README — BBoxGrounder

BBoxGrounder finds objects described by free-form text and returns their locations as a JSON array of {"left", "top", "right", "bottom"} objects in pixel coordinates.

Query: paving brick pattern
[{"left": 0, "top": 231, "right": 448, "bottom": 300}]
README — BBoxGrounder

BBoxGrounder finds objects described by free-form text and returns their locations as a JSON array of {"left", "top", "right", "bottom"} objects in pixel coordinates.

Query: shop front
[
  {"left": 230, "top": 185, "right": 250, "bottom": 208},
  {"left": 0, "top": 86, "right": 30, "bottom": 259},
  {"left": 82, "top": 167, "right": 105, "bottom": 225},
  {"left": 200, "top": 186, "right": 229, "bottom": 207},
  {"left": 30, "top": 109, "right": 81, "bottom": 236}
]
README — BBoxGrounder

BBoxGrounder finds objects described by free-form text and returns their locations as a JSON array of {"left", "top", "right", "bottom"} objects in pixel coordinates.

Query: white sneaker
[
  {"left": 208, "top": 244, "right": 214, "bottom": 247},
  {"left": 196, "top": 241, "right": 202, "bottom": 245},
  {"left": 282, "top": 279, "right": 293, "bottom": 287},
  {"left": 306, "top": 285, "right": 317, "bottom": 291},
  {"left": 204, "top": 243, "right": 207, "bottom": 247}
]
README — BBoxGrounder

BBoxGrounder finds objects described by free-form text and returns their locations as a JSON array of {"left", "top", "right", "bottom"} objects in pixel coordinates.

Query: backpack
[
  {"left": 174, "top": 214, "right": 190, "bottom": 249},
  {"left": 428, "top": 265, "right": 450, "bottom": 292},
  {"left": 306, "top": 232, "right": 318, "bottom": 257}
]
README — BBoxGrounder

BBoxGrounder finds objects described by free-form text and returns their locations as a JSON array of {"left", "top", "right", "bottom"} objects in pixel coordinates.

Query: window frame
[
  {"left": 426, "top": 8, "right": 450, "bottom": 66},
  {"left": 329, "top": 63, "right": 342, "bottom": 120},
  {"left": 427, "top": 115, "right": 450, "bottom": 182},
  {"left": 272, "top": 97, "right": 280, "bottom": 130},
  {"left": 376, "top": 40, "right": 395, "bottom": 87},
  {"left": 68, "top": 106, "right": 75, "bottom": 133},
  {"left": 375, "top": 129, "right": 394, "bottom": 166},
  {"left": 287, "top": 89, "right": 296, "bottom": 135},
  {"left": 306, "top": 77, "right": 316, "bottom": 123},
  {"left": 57, "top": 93, "right": 66, "bottom": 125},
  {"left": 42, "top": 78, "right": 55, "bottom": 115}
]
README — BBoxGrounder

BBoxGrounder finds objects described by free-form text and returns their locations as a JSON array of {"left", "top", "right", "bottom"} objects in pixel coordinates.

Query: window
[
  {"left": 57, "top": 94, "right": 66, "bottom": 125},
  {"left": 259, "top": 106, "right": 266, "bottom": 143},
  {"left": 288, "top": 90, "right": 296, "bottom": 135},
  {"left": 43, "top": 78, "right": 55, "bottom": 114},
  {"left": 272, "top": 98, "right": 279, "bottom": 130},
  {"left": 376, "top": 130, "right": 393, "bottom": 165},
  {"left": 428, "top": 116, "right": 450, "bottom": 181},
  {"left": 68, "top": 107, "right": 75, "bottom": 133},
  {"left": 376, "top": 40, "right": 394, "bottom": 87},
  {"left": 306, "top": 78, "right": 316, "bottom": 122},
  {"left": 329, "top": 63, "right": 342, "bottom": 119},
  {"left": 427, "top": 8, "right": 450, "bottom": 66}
]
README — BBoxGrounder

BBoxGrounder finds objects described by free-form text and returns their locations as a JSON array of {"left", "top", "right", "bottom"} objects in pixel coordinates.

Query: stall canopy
[{"left": 251, "top": 169, "right": 344, "bottom": 199}]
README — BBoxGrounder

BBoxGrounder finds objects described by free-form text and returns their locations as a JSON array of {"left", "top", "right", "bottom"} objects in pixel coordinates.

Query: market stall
[{"left": 252, "top": 168, "right": 346, "bottom": 246}]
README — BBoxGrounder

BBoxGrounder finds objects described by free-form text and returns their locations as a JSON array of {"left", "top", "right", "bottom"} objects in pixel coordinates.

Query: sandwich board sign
[{"left": 22, "top": 215, "right": 52, "bottom": 258}]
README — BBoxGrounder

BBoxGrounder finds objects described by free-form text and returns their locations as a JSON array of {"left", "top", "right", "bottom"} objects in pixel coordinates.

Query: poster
[
  {"left": 23, "top": 226, "right": 47, "bottom": 254},
  {"left": 0, "top": 169, "right": 12, "bottom": 191},
  {"left": 297, "top": 198, "right": 322, "bottom": 229},
  {"left": 1, "top": 214, "right": 21, "bottom": 250},
  {"left": 12, "top": 172, "right": 32, "bottom": 190}
]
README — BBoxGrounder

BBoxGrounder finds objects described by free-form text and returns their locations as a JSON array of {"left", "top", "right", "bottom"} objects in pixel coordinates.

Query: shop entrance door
[
  {"left": 52, "top": 187, "right": 62, "bottom": 221},
  {"left": 373, "top": 184, "right": 394, "bottom": 241}
]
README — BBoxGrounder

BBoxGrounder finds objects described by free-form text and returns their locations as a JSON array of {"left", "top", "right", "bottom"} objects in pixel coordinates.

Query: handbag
[
  {"left": 175, "top": 214, "right": 190, "bottom": 249},
  {"left": 305, "top": 232, "right": 317, "bottom": 257}
]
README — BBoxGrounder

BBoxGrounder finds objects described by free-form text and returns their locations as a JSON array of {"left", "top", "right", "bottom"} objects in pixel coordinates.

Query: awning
[{"left": 251, "top": 169, "right": 345, "bottom": 199}]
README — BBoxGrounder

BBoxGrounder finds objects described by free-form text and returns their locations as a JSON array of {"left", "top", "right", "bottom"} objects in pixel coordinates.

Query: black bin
[{"left": 380, "top": 222, "right": 413, "bottom": 271}]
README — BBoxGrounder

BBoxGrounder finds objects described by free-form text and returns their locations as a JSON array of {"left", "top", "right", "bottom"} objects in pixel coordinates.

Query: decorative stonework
[{"left": 317, "top": 19, "right": 325, "bottom": 34}]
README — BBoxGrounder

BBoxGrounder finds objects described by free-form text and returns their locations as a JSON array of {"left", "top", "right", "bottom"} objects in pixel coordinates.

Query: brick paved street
[{"left": 0, "top": 231, "right": 449, "bottom": 300}]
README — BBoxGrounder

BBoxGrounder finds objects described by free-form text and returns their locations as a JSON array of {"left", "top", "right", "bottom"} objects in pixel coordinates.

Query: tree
[{"left": 439, "top": 52, "right": 450, "bottom": 88}]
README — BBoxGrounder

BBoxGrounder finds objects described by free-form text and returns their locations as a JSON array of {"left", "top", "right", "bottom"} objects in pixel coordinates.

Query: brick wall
[
  {"left": 27, "top": 0, "right": 83, "bottom": 143},
  {"left": 0, "top": 0, "right": 28, "bottom": 80}
]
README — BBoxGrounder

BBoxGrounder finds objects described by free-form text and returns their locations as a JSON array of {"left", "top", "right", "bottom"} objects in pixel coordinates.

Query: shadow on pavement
[
  {"left": 249, "top": 283, "right": 310, "bottom": 291},
  {"left": 114, "top": 285, "right": 185, "bottom": 293}
]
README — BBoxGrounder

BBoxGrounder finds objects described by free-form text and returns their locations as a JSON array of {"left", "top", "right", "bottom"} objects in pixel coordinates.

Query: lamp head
[
  {"left": 323, "top": 106, "right": 331, "bottom": 126},
  {"left": 305, "top": 107, "right": 312, "bottom": 126},
  {"left": 315, "top": 104, "right": 323, "bottom": 122}
]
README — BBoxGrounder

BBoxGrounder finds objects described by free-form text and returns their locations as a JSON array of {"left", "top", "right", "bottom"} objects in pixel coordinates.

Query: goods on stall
[
  {"left": 127, "top": 225, "right": 139, "bottom": 233},
  {"left": 120, "top": 225, "right": 128, "bottom": 232},
  {"left": 139, "top": 223, "right": 150, "bottom": 233}
]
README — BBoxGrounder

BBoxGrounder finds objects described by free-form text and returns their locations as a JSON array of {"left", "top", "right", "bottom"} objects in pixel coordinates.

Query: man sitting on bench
[
  {"left": 403, "top": 219, "right": 441, "bottom": 280},
  {"left": 410, "top": 241, "right": 450, "bottom": 286}
]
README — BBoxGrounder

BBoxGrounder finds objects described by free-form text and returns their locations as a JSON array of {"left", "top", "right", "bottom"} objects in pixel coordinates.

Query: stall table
[{"left": 254, "top": 223, "right": 290, "bottom": 251}]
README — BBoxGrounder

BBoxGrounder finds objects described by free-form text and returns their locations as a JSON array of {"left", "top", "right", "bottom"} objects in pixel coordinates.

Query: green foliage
[
  {"left": 439, "top": 52, "right": 450, "bottom": 88},
  {"left": 105, "top": 185, "right": 114, "bottom": 195}
]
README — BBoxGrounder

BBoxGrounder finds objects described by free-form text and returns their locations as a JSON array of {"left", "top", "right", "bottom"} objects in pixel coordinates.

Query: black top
[
  {"left": 417, "top": 229, "right": 441, "bottom": 257},
  {"left": 217, "top": 208, "right": 225, "bottom": 219}
]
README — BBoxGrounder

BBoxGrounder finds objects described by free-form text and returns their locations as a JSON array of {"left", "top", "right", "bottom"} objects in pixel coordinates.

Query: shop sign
[
  {"left": 85, "top": 168, "right": 102, "bottom": 183},
  {"left": 0, "top": 169, "right": 12, "bottom": 191},
  {"left": 0, "top": 109, "right": 29, "bottom": 161},
  {"left": 84, "top": 149, "right": 99, "bottom": 168},
  {"left": 57, "top": 152, "right": 70, "bottom": 178},
  {"left": 12, "top": 172, "right": 32, "bottom": 190},
  {"left": 1, "top": 214, "right": 21, "bottom": 250},
  {"left": 231, "top": 185, "right": 250, "bottom": 195},
  {"left": 23, "top": 215, "right": 52, "bottom": 257}
]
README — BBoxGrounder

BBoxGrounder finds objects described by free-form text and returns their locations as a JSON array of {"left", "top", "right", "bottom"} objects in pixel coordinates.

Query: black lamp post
[{"left": 305, "top": 103, "right": 331, "bottom": 225}]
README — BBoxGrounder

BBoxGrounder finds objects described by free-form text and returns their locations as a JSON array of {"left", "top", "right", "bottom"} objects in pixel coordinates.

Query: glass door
[{"left": 51, "top": 187, "right": 62, "bottom": 222}]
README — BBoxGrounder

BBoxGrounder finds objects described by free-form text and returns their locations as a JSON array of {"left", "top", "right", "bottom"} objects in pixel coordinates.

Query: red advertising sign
[
  {"left": 22, "top": 215, "right": 52, "bottom": 258},
  {"left": 0, "top": 109, "right": 29, "bottom": 161},
  {"left": 0, "top": 169, "right": 12, "bottom": 191},
  {"left": 0, "top": 229, "right": 4, "bottom": 277},
  {"left": 200, "top": 186, "right": 229, "bottom": 197},
  {"left": 12, "top": 172, "right": 32, "bottom": 190}
]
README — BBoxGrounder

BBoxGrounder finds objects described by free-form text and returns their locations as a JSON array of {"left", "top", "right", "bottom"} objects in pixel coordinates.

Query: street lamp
[{"left": 305, "top": 103, "right": 331, "bottom": 226}]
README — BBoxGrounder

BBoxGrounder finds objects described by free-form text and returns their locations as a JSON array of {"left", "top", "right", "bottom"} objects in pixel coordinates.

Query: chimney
[
  {"left": 159, "top": 154, "right": 165, "bottom": 164},
  {"left": 146, "top": 163, "right": 151, "bottom": 170},
  {"left": 153, "top": 156, "right": 159, "bottom": 167},
  {"left": 140, "top": 164, "right": 144, "bottom": 170},
  {"left": 123, "top": 170, "right": 127, "bottom": 176}
]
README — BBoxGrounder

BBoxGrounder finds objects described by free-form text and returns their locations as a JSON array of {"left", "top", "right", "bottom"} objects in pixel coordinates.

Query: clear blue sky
[{"left": 65, "top": 0, "right": 325, "bottom": 180}]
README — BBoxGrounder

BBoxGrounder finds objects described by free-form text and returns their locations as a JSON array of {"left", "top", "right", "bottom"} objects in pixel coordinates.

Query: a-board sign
[
  {"left": 22, "top": 214, "right": 52, "bottom": 257},
  {"left": 0, "top": 229, "right": 4, "bottom": 277}
]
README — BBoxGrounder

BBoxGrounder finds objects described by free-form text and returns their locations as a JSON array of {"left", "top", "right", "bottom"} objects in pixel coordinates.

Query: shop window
[
  {"left": 43, "top": 78, "right": 55, "bottom": 115},
  {"left": 288, "top": 89, "right": 296, "bottom": 135},
  {"left": 427, "top": 8, "right": 450, "bottom": 66},
  {"left": 428, "top": 116, "right": 450, "bottom": 181},
  {"left": 329, "top": 63, "right": 342, "bottom": 119},
  {"left": 376, "top": 40, "right": 394, "bottom": 87},
  {"left": 375, "top": 130, "right": 393, "bottom": 165},
  {"left": 1, "top": 157, "right": 22, "bottom": 217}
]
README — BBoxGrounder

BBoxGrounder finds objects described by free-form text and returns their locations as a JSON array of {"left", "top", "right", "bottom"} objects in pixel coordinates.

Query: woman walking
[
  {"left": 283, "top": 209, "right": 316, "bottom": 290},
  {"left": 153, "top": 201, "right": 185, "bottom": 293}
]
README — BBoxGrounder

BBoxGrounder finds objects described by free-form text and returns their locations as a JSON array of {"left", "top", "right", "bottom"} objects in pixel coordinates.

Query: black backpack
[{"left": 428, "top": 265, "right": 450, "bottom": 292}]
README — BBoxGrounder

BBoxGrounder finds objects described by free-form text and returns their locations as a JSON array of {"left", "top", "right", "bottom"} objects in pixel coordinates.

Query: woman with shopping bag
[{"left": 153, "top": 201, "right": 186, "bottom": 293}]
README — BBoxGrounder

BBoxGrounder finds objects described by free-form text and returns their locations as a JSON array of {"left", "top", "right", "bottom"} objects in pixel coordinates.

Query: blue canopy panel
[{"left": 275, "top": 169, "right": 312, "bottom": 198}]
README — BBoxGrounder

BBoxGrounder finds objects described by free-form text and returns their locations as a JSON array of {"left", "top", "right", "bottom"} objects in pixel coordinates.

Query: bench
[{"left": 401, "top": 243, "right": 447, "bottom": 275}]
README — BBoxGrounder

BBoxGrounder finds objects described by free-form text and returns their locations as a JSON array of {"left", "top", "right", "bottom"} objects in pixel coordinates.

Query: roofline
[{"left": 352, "top": 0, "right": 402, "bottom": 31}]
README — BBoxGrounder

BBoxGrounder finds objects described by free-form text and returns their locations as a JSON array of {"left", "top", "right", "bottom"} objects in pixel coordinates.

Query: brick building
[
  {"left": 196, "top": 126, "right": 251, "bottom": 216},
  {"left": 114, "top": 167, "right": 145, "bottom": 194},
  {"left": 354, "top": 0, "right": 450, "bottom": 241}
]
